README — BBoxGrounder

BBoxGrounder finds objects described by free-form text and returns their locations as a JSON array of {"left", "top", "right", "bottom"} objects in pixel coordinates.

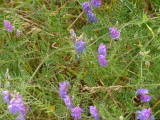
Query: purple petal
[
  {"left": 98, "top": 55, "right": 107, "bottom": 67},
  {"left": 98, "top": 43, "right": 107, "bottom": 56},
  {"left": 109, "top": 27, "right": 120, "bottom": 40},
  {"left": 91, "top": 0, "right": 102, "bottom": 8},
  {"left": 90, "top": 106, "right": 99, "bottom": 120},
  {"left": 136, "top": 108, "right": 151, "bottom": 120}
]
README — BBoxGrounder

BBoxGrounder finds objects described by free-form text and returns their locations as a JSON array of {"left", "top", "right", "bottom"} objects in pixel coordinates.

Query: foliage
[{"left": 0, "top": 0, "right": 160, "bottom": 119}]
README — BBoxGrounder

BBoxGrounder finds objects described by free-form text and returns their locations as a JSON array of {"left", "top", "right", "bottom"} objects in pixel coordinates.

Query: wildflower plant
[
  {"left": 73, "top": 39, "right": 86, "bottom": 55},
  {"left": 91, "top": 0, "right": 102, "bottom": 8},
  {"left": 3, "top": 20, "right": 13, "bottom": 32},
  {"left": 98, "top": 43, "right": 108, "bottom": 66},
  {"left": 90, "top": 106, "right": 99, "bottom": 120},
  {"left": 109, "top": 27, "right": 120, "bottom": 40},
  {"left": 2, "top": 89, "right": 29, "bottom": 120},
  {"left": 82, "top": 1, "right": 91, "bottom": 12},
  {"left": 81, "top": 0, "right": 99, "bottom": 24},
  {"left": 136, "top": 108, "right": 155, "bottom": 120},
  {"left": 136, "top": 88, "right": 152, "bottom": 102},
  {"left": 59, "top": 81, "right": 74, "bottom": 110},
  {"left": 71, "top": 106, "right": 84, "bottom": 120},
  {"left": 2, "top": 90, "right": 13, "bottom": 104},
  {"left": 59, "top": 81, "right": 69, "bottom": 98}
]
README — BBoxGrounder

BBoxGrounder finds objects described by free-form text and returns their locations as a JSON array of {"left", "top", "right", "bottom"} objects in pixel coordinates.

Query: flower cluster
[
  {"left": 91, "top": 0, "right": 102, "bottom": 8},
  {"left": 98, "top": 43, "right": 108, "bottom": 67},
  {"left": 82, "top": 1, "right": 91, "bottom": 12},
  {"left": 136, "top": 88, "right": 152, "bottom": 102},
  {"left": 73, "top": 39, "right": 86, "bottom": 55},
  {"left": 59, "top": 81, "right": 100, "bottom": 120},
  {"left": 109, "top": 27, "right": 120, "bottom": 40},
  {"left": 63, "top": 95, "right": 74, "bottom": 109},
  {"left": 3, "top": 20, "right": 13, "bottom": 33},
  {"left": 135, "top": 89, "right": 155, "bottom": 120},
  {"left": 59, "top": 81, "right": 74, "bottom": 109},
  {"left": 136, "top": 108, "right": 155, "bottom": 120},
  {"left": 59, "top": 81, "right": 83, "bottom": 119},
  {"left": 86, "top": 11, "right": 98, "bottom": 24},
  {"left": 59, "top": 81, "right": 69, "bottom": 98},
  {"left": 71, "top": 106, "right": 84, "bottom": 120},
  {"left": 82, "top": 0, "right": 101, "bottom": 24},
  {"left": 2, "top": 90, "right": 13, "bottom": 104},
  {"left": 90, "top": 106, "right": 99, "bottom": 120},
  {"left": 2, "top": 90, "right": 29, "bottom": 120}
]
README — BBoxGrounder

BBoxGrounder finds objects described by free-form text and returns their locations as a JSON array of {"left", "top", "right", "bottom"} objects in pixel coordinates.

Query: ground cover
[{"left": 0, "top": 0, "right": 160, "bottom": 120}]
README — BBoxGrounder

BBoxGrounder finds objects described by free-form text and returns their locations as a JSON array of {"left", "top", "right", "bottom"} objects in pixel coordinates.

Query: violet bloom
[
  {"left": 2, "top": 90, "right": 13, "bottom": 104},
  {"left": 136, "top": 108, "right": 151, "bottom": 120},
  {"left": 86, "top": 11, "right": 98, "bottom": 24},
  {"left": 3, "top": 20, "right": 13, "bottom": 32},
  {"left": 109, "top": 27, "right": 120, "bottom": 40},
  {"left": 16, "top": 114, "right": 25, "bottom": 120},
  {"left": 59, "top": 81, "right": 69, "bottom": 99},
  {"left": 150, "top": 115, "right": 155, "bottom": 120},
  {"left": 71, "top": 106, "right": 84, "bottom": 120},
  {"left": 98, "top": 43, "right": 107, "bottom": 56},
  {"left": 73, "top": 39, "right": 86, "bottom": 55},
  {"left": 91, "top": 0, "right": 102, "bottom": 8},
  {"left": 136, "top": 88, "right": 151, "bottom": 102},
  {"left": 63, "top": 95, "right": 74, "bottom": 109},
  {"left": 19, "top": 104, "right": 30, "bottom": 116},
  {"left": 98, "top": 55, "right": 107, "bottom": 67},
  {"left": 8, "top": 95, "right": 24, "bottom": 115},
  {"left": 90, "top": 106, "right": 99, "bottom": 120},
  {"left": 82, "top": 1, "right": 91, "bottom": 12}
]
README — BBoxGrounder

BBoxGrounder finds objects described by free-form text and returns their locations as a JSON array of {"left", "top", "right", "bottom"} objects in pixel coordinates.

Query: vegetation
[{"left": 0, "top": 0, "right": 160, "bottom": 119}]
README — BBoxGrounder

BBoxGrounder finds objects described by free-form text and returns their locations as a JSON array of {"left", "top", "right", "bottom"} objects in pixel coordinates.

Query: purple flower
[
  {"left": 16, "top": 114, "right": 25, "bottom": 120},
  {"left": 4, "top": 91, "right": 29, "bottom": 119},
  {"left": 136, "top": 88, "right": 151, "bottom": 102},
  {"left": 71, "top": 106, "right": 84, "bottom": 120},
  {"left": 98, "top": 55, "right": 107, "bottom": 67},
  {"left": 81, "top": 1, "right": 98, "bottom": 24},
  {"left": 98, "top": 43, "right": 107, "bottom": 56},
  {"left": 8, "top": 95, "right": 24, "bottom": 115},
  {"left": 136, "top": 88, "right": 149, "bottom": 95},
  {"left": 19, "top": 104, "right": 30, "bottom": 116},
  {"left": 136, "top": 108, "right": 151, "bottom": 120},
  {"left": 59, "top": 81, "right": 69, "bottom": 98},
  {"left": 109, "top": 27, "right": 120, "bottom": 40},
  {"left": 73, "top": 39, "right": 86, "bottom": 55},
  {"left": 82, "top": 1, "right": 91, "bottom": 12},
  {"left": 2, "top": 91, "right": 13, "bottom": 104},
  {"left": 150, "top": 115, "right": 155, "bottom": 120},
  {"left": 86, "top": 11, "right": 98, "bottom": 24},
  {"left": 91, "top": 0, "right": 102, "bottom": 8},
  {"left": 63, "top": 95, "right": 74, "bottom": 109},
  {"left": 3, "top": 20, "right": 13, "bottom": 32},
  {"left": 90, "top": 106, "right": 99, "bottom": 120},
  {"left": 140, "top": 95, "right": 152, "bottom": 103}
]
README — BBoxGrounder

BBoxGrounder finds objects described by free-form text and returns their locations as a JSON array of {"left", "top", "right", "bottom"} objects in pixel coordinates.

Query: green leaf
[
  {"left": 145, "top": 23, "right": 155, "bottom": 37},
  {"left": 142, "top": 12, "right": 147, "bottom": 23}
]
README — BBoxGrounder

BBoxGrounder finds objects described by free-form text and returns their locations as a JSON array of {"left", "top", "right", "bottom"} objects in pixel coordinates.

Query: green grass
[{"left": 0, "top": 0, "right": 160, "bottom": 120}]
